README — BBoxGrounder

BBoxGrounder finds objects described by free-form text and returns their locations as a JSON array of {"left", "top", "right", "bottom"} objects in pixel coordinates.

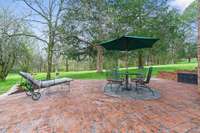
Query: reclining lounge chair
[{"left": 19, "top": 71, "right": 73, "bottom": 100}]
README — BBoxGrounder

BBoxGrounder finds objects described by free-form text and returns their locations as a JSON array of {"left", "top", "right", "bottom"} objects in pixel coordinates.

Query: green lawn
[{"left": 0, "top": 63, "right": 197, "bottom": 94}]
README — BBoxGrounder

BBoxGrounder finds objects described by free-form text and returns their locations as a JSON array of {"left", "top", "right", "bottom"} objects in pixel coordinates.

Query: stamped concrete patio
[{"left": 0, "top": 79, "right": 200, "bottom": 133}]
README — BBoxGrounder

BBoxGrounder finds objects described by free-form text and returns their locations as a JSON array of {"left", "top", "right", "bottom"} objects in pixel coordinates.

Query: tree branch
[
  {"left": 6, "top": 33, "right": 48, "bottom": 44},
  {"left": 22, "top": 19, "right": 48, "bottom": 24},
  {"left": 22, "top": 0, "right": 49, "bottom": 21},
  {"left": 67, "top": 35, "right": 93, "bottom": 46},
  {"left": 35, "top": 0, "right": 48, "bottom": 16}
]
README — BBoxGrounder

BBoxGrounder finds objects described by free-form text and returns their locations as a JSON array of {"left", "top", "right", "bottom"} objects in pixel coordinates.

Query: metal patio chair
[
  {"left": 105, "top": 68, "right": 125, "bottom": 92},
  {"left": 131, "top": 67, "right": 154, "bottom": 95}
]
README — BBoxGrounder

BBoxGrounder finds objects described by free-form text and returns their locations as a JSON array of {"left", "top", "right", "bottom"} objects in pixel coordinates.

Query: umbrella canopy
[{"left": 100, "top": 36, "right": 159, "bottom": 51}]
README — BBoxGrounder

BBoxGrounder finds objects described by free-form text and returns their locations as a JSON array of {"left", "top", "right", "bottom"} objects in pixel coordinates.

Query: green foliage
[
  {"left": 60, "top": 0, "right": 190, "bottom": 67},
  {"left": 0, "top": 9, "right": 31, "bottom": 80},
  {"left": 181, "top": 0, "right": 197, "bottom": 42},
  {"left": 182, "top": 0, "right": 197, "bottom": 23}
]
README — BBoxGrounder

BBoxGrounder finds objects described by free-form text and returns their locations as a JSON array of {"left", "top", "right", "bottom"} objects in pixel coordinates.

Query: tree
[
  {"left": 198, "top": 0, "right": 200, "bottom": 91},
  {"left": 58, "top": 0, "right": 193, "bottom": 71},
  {"left": 61, "top": 0, "right": 121, "bottom": 72},
  {"left": 16, "top": 38, "right": 36, "bottom": 72},
  {"left": 96, "top": 45, "right": 103, "bottom": 72},
  {"left": 182, "top": 0, "right": 197, "bottom": 24},
  {"left": 0, "top": 9, "right": 27, "bottom": 80},
  {"left": 15, "top": 0, "right": 66, "bottom": 79},
  {"left": 113, "top": 0, "right": 184, "bottom": 65},
  {"left": 181, "top": 43, "right": 197, "bottom": 62},
  {"left": 183, "top": 1, "right": 197, "bottom": 33}
]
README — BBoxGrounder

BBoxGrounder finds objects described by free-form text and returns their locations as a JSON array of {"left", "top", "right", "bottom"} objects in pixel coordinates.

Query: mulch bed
[
  {"left": 157, "top": 70, "right": 197, "bottom": 81},
  {"left": 8, "top": 85, "right": 25, "bottom": 95}
]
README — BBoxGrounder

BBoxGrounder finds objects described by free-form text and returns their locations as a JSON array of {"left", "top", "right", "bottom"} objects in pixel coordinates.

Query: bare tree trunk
[
  {"left": 0, "top": 65, "right": 6, "bottom": 80},
  {"left": 198, "top": 0, "right": 200, "bottom": 91},
  {"left": 0, "top": 71, "right": 6, "bottom": 80},
  {"left": 0, "top": 65, "right": 11, "bottom": 80},
  {"left": 18, "top": 0, "right": 65, "bottom": 80},
  {"left": 0, "top": 56, "right": 15, "bottom": 80},
  {"left": 125, "top": 52, "right": 128, "bottom": 69},
  {"left": 65, "top": 59, "right": 69, "bottom": 72},
  {"left": 96, "top": 45, "right": 103, "bottom": 72},
  {"left": 46, "top": 45, "right": 53, "bottom": 79},
  {"left": 138, "top": 51, "right": 143, "bottom": 69},
  {"left": 115, "top": 58, "right": 119, "bottom": 67},
  {"left": 39, "top": 60, "right": 43, "bottom": 72},
  {"left": 188, "top": 57, "right": 191, "bottom": 63}
]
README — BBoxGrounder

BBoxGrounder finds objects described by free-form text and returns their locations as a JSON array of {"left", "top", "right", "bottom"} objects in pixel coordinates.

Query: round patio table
[{"left": 120, "top": 72, "right": 143, "bottom": 90}]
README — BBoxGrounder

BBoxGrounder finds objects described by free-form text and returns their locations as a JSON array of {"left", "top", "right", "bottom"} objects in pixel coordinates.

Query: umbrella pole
[
  {"left": 125, "top": 51, "right": 129, "bottom": 90},
  {"left": 126, "top": 51, "right": 128, "bottom": 72}
]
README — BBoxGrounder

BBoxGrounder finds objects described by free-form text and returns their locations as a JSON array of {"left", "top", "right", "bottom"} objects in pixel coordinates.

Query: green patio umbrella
[
  {"left": 100, "top": 36, "right": 158, "bottom": 51},
  {"left": 100, "top": 36, "right": 159, "bottom": 69}
]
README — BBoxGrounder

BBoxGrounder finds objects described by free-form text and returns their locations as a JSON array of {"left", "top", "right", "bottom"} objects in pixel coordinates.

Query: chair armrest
[{"left": 131, "top": 77, "right": 144, "bottom": 82}]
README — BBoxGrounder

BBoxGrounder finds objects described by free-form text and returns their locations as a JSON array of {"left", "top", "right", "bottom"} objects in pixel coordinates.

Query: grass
[
  {"left": 0, "top": 62, "right": 197, "bottom": 94},
  {"left": 176, "top": 58, "right": 197, "bottom": 64}
]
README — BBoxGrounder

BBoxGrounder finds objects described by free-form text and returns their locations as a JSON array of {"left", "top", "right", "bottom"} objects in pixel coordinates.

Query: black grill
[{"left": 177, "top": 73, "right": 197, "bottom": 84}]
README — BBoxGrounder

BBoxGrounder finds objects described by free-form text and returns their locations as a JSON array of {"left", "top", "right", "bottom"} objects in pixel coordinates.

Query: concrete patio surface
[{"left": 0, "top": 79, "right": 200, "bottom": 133}]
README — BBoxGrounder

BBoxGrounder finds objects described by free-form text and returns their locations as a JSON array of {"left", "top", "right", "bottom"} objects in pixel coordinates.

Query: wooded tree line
[{"left": 0, "top": 0, "right": 197, "bottom": 80}]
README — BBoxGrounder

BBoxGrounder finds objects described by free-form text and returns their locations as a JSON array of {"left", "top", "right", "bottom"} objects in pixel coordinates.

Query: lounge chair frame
[{"left": 19, "top": 72, "right": 73, "bottom": 100}]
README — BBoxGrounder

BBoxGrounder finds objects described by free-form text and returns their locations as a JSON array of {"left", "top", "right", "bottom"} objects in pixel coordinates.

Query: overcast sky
[{"left": 170, "top": 0, "right": 195, "bottom": 12}]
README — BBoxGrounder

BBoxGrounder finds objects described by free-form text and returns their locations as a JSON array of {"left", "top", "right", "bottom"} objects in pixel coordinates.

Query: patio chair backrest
[
  {"left": 106, "top": 68, "right": 121, "bottom": 80},
  {"left": 19, "top": 72, "right": 40, "bottom": 87},
  {"left": 145, "top": 67, "right": 153, "bottom": 84}
]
